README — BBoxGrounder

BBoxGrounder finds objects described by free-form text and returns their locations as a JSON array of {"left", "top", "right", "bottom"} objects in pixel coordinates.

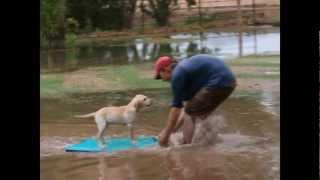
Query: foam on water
[
  {"left": 41, "top": 115, "right": 275, "bottom": 157},
  {"left": 169, "top": 115, "right": 227, "bottom": 146}
]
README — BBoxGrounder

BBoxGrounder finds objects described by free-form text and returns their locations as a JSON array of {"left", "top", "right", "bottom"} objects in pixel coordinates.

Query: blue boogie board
[{"left": 65, "top": 136, "right": 158, "bottom": 153}]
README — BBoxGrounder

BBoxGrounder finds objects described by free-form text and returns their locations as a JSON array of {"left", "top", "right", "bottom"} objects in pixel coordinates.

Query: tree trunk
[{"left": 57, "top": 0, "right": 66, "bottom": 48}]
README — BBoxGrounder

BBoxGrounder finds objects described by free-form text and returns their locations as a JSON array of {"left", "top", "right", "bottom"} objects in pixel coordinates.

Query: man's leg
[
  {"left": 182, "top": 86, "right": 236, "bottom": 144},
  {"left": 182, "top": 115, "right": 195, "bottom": 144},
  {"left": 185, "top": 86, "right": 235, "bottom": 118}
]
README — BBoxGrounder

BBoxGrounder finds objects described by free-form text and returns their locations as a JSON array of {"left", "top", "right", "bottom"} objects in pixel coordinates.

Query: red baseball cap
[{"left": 154, "top": 56, "right": 173, "bottom": 79}]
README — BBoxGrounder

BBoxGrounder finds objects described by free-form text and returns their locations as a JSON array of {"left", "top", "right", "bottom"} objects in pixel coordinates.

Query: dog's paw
[
  {"left": 98, "top": 143, "right": 106, "bottom": 148},
  {"left": 96, "top": 139, "right": 106, "bottom": 148},
  {"left": 132, "top": 140, "right": 138, "bottom": 145}
]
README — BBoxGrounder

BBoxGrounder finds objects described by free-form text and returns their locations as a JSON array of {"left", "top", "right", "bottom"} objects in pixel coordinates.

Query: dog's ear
[{"left": 133, "top": 98, "right": 141, "bottom": 109}]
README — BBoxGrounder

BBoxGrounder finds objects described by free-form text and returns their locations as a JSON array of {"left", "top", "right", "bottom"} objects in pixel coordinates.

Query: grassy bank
[{"left": 40, "top": 55, "right": 279, "bottom": 99}]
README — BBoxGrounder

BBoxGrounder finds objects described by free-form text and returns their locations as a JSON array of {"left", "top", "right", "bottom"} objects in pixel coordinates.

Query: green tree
[
  {"left": 139, "top": 0, "right": 195, "bottom": 26},
  {"left": 40, "top": 0, "right": 66, "bottom": 48},
  {"left": 121, "top": 0, "right": 138, "bottom": 29},
  {"left": 66, "top": 0, "right": 138, "bottom": 31},
  {"left": 140, "top": 0, "right": 177, "bottom": 26},
  {"left": 186, "top": 0, "right": 196, "bottom": 6}
]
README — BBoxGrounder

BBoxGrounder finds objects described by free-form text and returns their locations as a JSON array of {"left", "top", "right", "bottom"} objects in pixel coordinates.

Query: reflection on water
[
  {"left": 260, "top": 90, "right": 280, "bottom": 116},
  {"left": 40, "top": 28, "right": 280, "bottom": 73},
  {"left": 41, "top": 139, "right": 278, "bottom": 180}
]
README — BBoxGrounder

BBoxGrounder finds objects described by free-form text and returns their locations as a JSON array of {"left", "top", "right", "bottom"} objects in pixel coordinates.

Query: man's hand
[
  {"left": 158, "top": 129, "right": 170, "bottom": 147},
  {"left": 158, "top": 107, "right": 182, "bottom": 147}
]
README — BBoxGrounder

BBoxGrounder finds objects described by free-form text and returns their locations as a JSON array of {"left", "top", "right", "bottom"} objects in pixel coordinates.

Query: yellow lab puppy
[{"left": 75, "top": 94, "right": 152, "bottom": 144}]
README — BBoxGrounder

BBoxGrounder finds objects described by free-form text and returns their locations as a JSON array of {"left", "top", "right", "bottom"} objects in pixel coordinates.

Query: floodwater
[
  {"left": 40, "top": 28, "right": 279, "bottom": 73},
  {"left": 40, "top": 28, "right": 280, "bottom": 180},
  {"left": 40, "top": 89, "right": 279, "bottom": 180}
]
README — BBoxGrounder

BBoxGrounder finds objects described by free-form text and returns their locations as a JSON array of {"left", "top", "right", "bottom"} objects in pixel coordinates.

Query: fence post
[
  {"left": 252, "top": 0, "right": 256, "bottom": 24},
  {"left": 141, "top": 0, "right": 145, "bottom": 34},
  {"left": 47, "top": 50, "right": 53, "bottom": 69},
  {"left": 238, "top": 31, "right": 243, "bottom": 57},
  {"left": 198, "top": 0, "right": 203, "bottom": 27},
  {"left": 199, "top": 31, "right": 204, "bottom": 52},
  {"left": 237, "top": 0, "right": 243, "bottom": 57},
  {"left": 237, "top": 0, "right": 242, "bottom": 26},
  {"left": 254, "top": 30, "right": 257, "bottom": 55}
]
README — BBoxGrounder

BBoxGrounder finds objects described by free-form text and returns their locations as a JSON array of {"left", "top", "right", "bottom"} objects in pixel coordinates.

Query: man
[{"left": 154, "top": 54, "right": 237, "bottom": 146}]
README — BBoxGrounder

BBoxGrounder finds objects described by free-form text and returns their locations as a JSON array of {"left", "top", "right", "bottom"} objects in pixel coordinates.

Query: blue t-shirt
[{"left": 171, "top": 54, "right": 236, "bottom": 108}]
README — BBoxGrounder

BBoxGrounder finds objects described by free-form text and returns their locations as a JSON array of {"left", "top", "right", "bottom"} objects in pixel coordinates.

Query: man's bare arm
[
  {"left": 159, "top": 107, "right": 182, "bottom": 145},
  {"left": 172, "top": 111, "right": 185, "bottom": 132}
]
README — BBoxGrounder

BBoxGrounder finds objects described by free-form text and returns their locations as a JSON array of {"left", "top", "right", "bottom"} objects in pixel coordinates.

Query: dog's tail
[{"left": 74, "top": 112, "right": 96, "bottom": 118}]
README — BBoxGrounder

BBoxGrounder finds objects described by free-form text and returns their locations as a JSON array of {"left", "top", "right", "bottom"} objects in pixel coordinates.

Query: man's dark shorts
[{"left": 185, "top": 83, "right": 236, "bottom": 118}]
